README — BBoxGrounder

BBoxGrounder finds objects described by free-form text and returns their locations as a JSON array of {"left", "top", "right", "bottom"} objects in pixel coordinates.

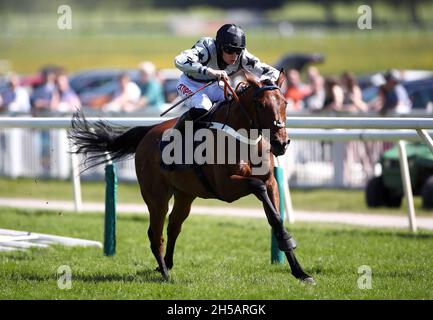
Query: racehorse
[{"left": 68, "top": 71, "right": 315, "bottom": 284}]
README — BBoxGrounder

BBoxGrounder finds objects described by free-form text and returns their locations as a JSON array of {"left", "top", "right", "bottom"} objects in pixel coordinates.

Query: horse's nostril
[{"left": 270, "top": 140, "right": 288, "bottom": 155}]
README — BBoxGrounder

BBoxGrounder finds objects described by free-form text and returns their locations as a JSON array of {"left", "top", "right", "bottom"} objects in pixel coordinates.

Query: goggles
[{"left": 223, "top": 46, "right": 243, "bottom": 55}]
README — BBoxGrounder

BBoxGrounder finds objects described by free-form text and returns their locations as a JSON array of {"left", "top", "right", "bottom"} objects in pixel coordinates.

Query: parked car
[
  {"left": 273, "top": 53, "right": 325, "bottom": 72},
  {"left": 158, "top": 68, "right": 182, "bottom": 103},
  {"left": 69, "top": 53, "right": 326, "bottom": 109},
  {"left": 360, "top": 70, "right": 433, "bottom": 110},
  {"left": 69, "top": 68, "right": 182, "bottom": 108},
  {"left": 366, "top": 142, "right": 433, "bottom": 209},
  {"left": 0, "top": 65, "right": 62, "bottom": 96}
]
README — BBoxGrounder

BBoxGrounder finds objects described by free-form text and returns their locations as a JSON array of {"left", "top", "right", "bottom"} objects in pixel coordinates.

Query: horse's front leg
[
  {"left": 218, "top": 175, "right": 314, "bottom": 284},
  {"left": 265, "top": 177, "right": 315, "bottom": 284}
]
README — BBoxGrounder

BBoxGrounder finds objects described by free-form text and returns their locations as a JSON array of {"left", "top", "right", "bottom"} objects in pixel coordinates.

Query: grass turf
[
  {"left": 0, "top": 207, "right": 432, "bottom": 299},
  {"left": 1, "top": 31, "right": 432, "bottom": 76}
]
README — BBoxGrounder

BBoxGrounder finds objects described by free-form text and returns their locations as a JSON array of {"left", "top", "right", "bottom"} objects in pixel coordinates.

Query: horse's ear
[
  {"left": 277, "top": 68, "right": 286, "bottom": 88},
  {"left": 242, "top": 70, "right": 260, "bottom": 88}
]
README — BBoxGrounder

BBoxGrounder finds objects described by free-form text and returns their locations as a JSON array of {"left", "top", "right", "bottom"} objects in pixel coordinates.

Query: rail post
[
  {"left": 103, "top": 153, "right": 117, "bottom": 256},
  {"left": 271, "top": 162, "right": 286, "bottom": 264}
]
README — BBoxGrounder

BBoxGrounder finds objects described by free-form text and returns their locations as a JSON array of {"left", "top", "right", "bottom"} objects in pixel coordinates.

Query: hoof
[
  {"left": 155, "top": 266, "right": 170, "bottom": 281},
  {"left": 301, "top": 276, "right": 316, "bottom": 285},
  {"left": 162, "top": 273, "right": 170, "bottom": 281}
]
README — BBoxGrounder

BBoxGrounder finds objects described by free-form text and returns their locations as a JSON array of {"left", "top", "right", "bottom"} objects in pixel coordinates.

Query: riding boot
[
  {"left": 173, "top": 108, "right": 208, "bottom": 132},
  {"left": 172, "top": 110, "right": 192, "bottom": 133}
]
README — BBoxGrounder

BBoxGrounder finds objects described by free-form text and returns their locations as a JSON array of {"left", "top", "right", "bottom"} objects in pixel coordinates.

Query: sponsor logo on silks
[{"left": 177, "top": 84, "right": 193, "bottom": 96}]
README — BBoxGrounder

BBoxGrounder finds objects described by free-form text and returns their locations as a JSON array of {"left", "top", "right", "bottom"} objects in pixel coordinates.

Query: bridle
[
  {"left": 252, "top": 84, "right": 286, "bottom": 131},
  {"left": 221, "top": 78, "right": 284, "bottom": 132}
]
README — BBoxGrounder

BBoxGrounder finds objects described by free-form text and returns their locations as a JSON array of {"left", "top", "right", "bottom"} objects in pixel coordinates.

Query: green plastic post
[
  {"left": 271, "top": 166, "right": 285, "bottom": 264},
  {"left": 104, "top": 162, "right": 117, "bottom": 256}
]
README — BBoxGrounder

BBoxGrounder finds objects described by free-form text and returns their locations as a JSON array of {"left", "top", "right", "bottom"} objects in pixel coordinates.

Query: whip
[{"left": 160, "top": 80, "right": 217, "bottom": 116}]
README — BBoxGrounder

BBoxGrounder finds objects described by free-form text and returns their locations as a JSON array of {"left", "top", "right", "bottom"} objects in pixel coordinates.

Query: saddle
[
  {"left": 159, "top": 107, "right": 213, "bottom": 169},
  {"left": 159, "top": 107, "right": 221, "bottom": 198}
]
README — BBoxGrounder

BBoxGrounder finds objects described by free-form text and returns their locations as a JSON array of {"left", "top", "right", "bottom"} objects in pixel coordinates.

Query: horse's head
[{"left": 240, "top": 71, "right": 288, "bottom": 156}]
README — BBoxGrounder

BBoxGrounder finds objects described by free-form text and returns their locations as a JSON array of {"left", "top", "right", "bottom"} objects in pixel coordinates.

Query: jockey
[{"left": 173, "top": 23, "right": 280, "bottom": 130}]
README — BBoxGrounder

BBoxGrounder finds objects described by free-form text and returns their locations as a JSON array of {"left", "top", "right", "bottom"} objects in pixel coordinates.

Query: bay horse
[{"left": 68, "top": 71, "right": 315, "bottom": 284}]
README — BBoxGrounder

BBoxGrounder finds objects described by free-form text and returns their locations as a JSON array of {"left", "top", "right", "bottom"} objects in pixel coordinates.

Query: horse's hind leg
[
  {"left": 135, "top": 142, "right": 172, "bottom": 279},
  {"left": 164, "top": 191, "right": 195, "bottom": 270},
  {"left": 147, "top": 202, "right": 170, "bottom": 280}
]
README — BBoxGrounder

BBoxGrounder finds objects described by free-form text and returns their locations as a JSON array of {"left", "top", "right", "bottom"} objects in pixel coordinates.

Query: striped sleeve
[
  {"left": 241, "top": 49, "right": 279, "bottom": 82},
  {"left": 174, "top": 37, "right": 211, "bottom": 77}
]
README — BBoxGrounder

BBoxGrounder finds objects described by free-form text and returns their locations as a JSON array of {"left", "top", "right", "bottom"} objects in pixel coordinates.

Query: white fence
[
  {"left": 0, "top": 127, "right": 387, "bottom": 188},
  {"left": 0, "top": 117, "right": 432, "bottom": 189},
  {"left": 1, "top": 116, "right": 433, "bottom": 232}
]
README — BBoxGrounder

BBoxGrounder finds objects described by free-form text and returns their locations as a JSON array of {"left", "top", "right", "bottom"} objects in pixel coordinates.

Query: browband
[{"left": 252, "top": 85, "right": 281, "bottom": 99}]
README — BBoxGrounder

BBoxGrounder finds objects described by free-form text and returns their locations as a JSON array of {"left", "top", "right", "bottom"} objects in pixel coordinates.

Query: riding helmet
[{"left": 215, "top": 24, "right": 246, "bottom": 50}]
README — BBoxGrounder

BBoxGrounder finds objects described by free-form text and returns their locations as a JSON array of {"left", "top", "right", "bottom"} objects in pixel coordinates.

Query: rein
[
  {"left": 197, "top": 78, "right": 283, "bottom": 140},
  {"left": 221, "top": 78, "right": 282, "bottom": 132},
  {"left": 221, "top": 78, "right": 253, "bottom": 128}
]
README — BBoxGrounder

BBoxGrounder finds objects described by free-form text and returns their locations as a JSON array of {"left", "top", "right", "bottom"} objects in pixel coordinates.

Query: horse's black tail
[{"left": 68, "top": 111, "right": 156, "bottom": 171}]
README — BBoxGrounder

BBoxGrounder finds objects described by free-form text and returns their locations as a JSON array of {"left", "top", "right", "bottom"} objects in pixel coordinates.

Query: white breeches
[{"left": 177, "top": 74, "right": 225, "bottom": 110}]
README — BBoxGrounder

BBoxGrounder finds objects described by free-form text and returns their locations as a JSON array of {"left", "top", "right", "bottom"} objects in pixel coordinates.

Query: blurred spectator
[
  {"left": 51, "top": 72, "right": 81, "bottom": 113},
  {"left": 29, "top": 67, "right": 61, "bottom": 173},
  {"left": 283, "top": 69, "right": 311, "bottom": 111},
  {"left": 103, "top": 72, "right": 141, "bottom": 113},
  {"left": 340, "top": 71, "right": 368, "bottom": 113},
  {"left": 303, "top": 66, "right": 325, "bottom": 111},
  {"left": 0, "top": 74, "right": 30, "bottom": 113},
  {"left": 136, "top": 61, "right": 165, "bottom": 110},
  {"left": 30, "top": 68, "right": 57, "bottom": 115},
  {"left": 322, "top": 76, "right": 344, "bottom": 111},
  {"left": 371, "top": 69, "right": 412, "bottom": 115}
]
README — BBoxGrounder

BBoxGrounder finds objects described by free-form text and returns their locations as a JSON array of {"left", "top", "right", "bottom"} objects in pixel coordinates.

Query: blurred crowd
[
  {"left": 0, "top": 61, "right": 165, "bottom": 116},
  {"left": 281, "top": 67, "right": 412, "bottom": 115},
  {"left": 1, "top": 62, "right": 413, "bottom": 117}
]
